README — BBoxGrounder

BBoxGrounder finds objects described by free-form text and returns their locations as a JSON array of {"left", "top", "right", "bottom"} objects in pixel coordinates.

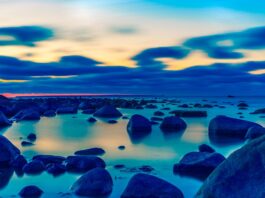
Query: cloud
[
  {"left": 0, "top": 26, "right": 53, "bottom": 46},
  {"left": 183, "top": 26, "right": 265, "bottom": 59},
  {"left": 132, "top": 46, "right": 190, "bottom": 69}
]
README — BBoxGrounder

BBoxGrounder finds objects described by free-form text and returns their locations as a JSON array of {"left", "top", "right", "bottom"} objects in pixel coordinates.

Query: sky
[{"left": 0, "top": 0, "right": 264, "bottom": 96}]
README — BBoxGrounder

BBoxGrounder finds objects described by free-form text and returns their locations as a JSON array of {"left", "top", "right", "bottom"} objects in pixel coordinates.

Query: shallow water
[{"left": 1, "top": 96, "right": 265, "bottom": 198}]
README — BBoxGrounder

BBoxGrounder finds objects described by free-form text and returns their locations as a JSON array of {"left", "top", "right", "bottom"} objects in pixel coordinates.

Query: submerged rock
[
  {"left": 71, "top": 168, "right": 113, "bottom": 197},
  {"left": 0, "top": 111, "right": 12, "bottom": 128},
  {"left": 245, "top": 126, "right": 265, "bottom": 140},
  {"left": 127, "top": 114, "right": 152, "bottom": 140},
  {"left": 171, "top": 110, "right": 207, "bottom": 117},
  {"left": 174, "top": 152, "right": 225, "bottom": 180},
  {"left": 153, "top": 111, "right": 165, "bottom": 116},
  {"left": 209, "top": 115, "right": 261, "bottom": 140},
  {"left": 21, "top": 141, "right": 34, "bottom": 147},
  {"left": 198, "top": 144, "right": 215, "bottom": 153},
  {"left": 93, "top": 105, "right": 122, "bottom": 118},
  {"left": 87, "top": 117, "right": 97, "bottom": 123},
  {"left": 19, "top": 185, "right": 43, "bottom": 198},
  {"left": 23, "top": 160, "right": 45, "bottom": 175},
  {"left": 74, "top": 147, "right": 106, "bottom": 156},
  {"left": 160, "top": 116, "right": 187, "bottom": 132},
  {"left": 65, "top": 156, "right": 105, "bottom": 173},
  {"left": 46, "top": 163, "right": 66, "bottom": 176},
  {"left": 0, "top": 135, "right": 20, "bottom": 167},
  {"left": 196, "top": 135, "right": 265, "bottom": 198},
  {"left": 121, "top": 173, "right": 184, "bottom": 198},
  {"left": 108, "top": 119, "right": 118, "bottom": 124},
  {"left": 250, "top": 108, "right": 265, "bottom": 114},
  {"left": 12, "top": 155, "right": 27, "bottom": 171},
  {"left": 27, "top": 133, "right": 37, "bottom": 142},
  {"left": 33, "top": 155, "right": 66, "bottom": 165}
]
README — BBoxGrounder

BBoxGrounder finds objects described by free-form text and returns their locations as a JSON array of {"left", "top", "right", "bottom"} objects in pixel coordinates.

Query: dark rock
[
  {"left": 127, "top": 114, "right": 152, "bottom": 140},
  {"left": 0, "top": 111, "right": 12, "bottom": 128},
  {"left": 23, "top": 160, "right": 45, "bottom": 175},
  {"left": 160, "top": 116, "right": 187, "bottom": 132},
  {"left": 82, "top": 109, "right": 95, "bottom": 114},
  {"left": 151, "top": 117, "right": 163, "bottom": 121},
  {"left": 93, "top": 105, "right": 122, "bottom": 118},
  {"left": 178, "top": 104, "right": 189, "bottom": 108},
  {"left": 71, "top": 168, "right": 113, "bottom": 197},
  {"left": 153, "top": 111, "right": 165, "bottom": 116},
  {"left": 87, "top": 117, "right": 97, "bottom": 123},
  {"left": 196, "top": 135, "right": 265, "bottom": 198},
  {"left": 121, "top": 173, "right": 184, "bottom": 198},
  {"left": 46, "top": 163, "right": 66, "bottom": 176},
  {"left": 237, "top": 102, "right": 248, "bottom": 108},
  {"left": 0, "top": 135, "right": 20, "bottom": 167},
  {"left": 198, "top": 144, "right": 215, "bottom": 153},
  {"left": 145, "top": 104, "right": 157, "bottom": 109},
  {"left": 21, "top": 141, "right": 34, "bottom": 147},
  {"left": 245, "top": 126, "right": 265, "bottom": 140},
  {"left": 250, "top": 108, "right": 265, "bottom": 114},
  {"left": 174, "top": 152, "right": 225, "bottom": 180},
  {"left": 209, "top": 115, "right": 261, "bottom": 140},
  {"left": 11, "top": 155, "right": 27, "bottom": 171},
  {"left": 108, "top": 119, "right": 117, "bottom": 124},
  {"left": 13, "top": 109, "right": 40, "bottom": 121},
  {"left": 27, "top": 133, "right": 37, "bottom": 142},
  {"left": 122, "top": 116, "right": 129, "bottom": 119},
  {"left": 33, "top": 155, "right": 66, "bottom": 165},
  {"left": 114, "top": 164, "right": 125, "bottom": 169},
  {"left": 74, "top": 148, "right": 105, "bottom": 156},
  {"left": 171, "top": 110, "right": 207, "bottom": 117},
  {"left": 118, "top": 145, "right": 126, "bottom": 150},
  {"left": 138, "top": 165, "right": 154, "bottom": 172},
  {"left": 65, "top": 156, "right": 105, "bottom": 173},
  {"left": 19, "top": 185, "right": 43, "bottom": 198},
  {"left": 43, "top": 110, "right": 56, "bottom": 117},
  {"left": 57, "top": 106, "right": 77, "bottom": 114}
]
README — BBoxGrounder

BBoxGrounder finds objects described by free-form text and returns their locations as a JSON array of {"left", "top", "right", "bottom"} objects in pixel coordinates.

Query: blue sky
[{"left": 0, "top": 0, "right": 264, "bottom": 95}]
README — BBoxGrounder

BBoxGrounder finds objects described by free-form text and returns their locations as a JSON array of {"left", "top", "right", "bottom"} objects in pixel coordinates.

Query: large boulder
[
  {"left": 19, "top": 185, "right": 43, "bottom": 198},
  {"left": 23, "top": 160, "right": 45, "bottom": 175},
  {"left": 245, "top": 126, "right": 265, "bottom": 140},
  {"left": 0, "top": 111, "right": 12, "bottom": 128},
  {"left": 127, "top": 114, "right": 152, "bottom": 140},
  {"left": 74, "top": 147, "right": 105, "bottom": 156},
  {"left": 13, "top": 109, "right": 40, "bottom": 121},
  {"left": 209, "top": 115, "right": 261, "bottom": 140},
  {"left": 160, "top": 116, "right": 187, "bottom": 132},
  {"left": 121, "top": 173, "right": 184, "bottom": 198},
  {"left": 0, "top": 135, "right": 20, "bottom": 167},
  {"left": 174, "top": 152, "right": 225, "bottom": 180},
  {"left": 71, "top": 168, "right": 113, "bottom": 197},
  {"left": 32, "top": 155, "right": 66, "bottom": 165},
  {"left": 93, "top": 105, "right": 122, "bottom": 118},
  {"left": 65, "top": 156, "right": 105, "bottom": 173},
  {"left": 196, "top": 135, "right": 265, "bottom": 198}
]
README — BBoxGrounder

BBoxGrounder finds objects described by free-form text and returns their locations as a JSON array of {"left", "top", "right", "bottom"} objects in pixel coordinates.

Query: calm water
[{"left": 1, "top": 96, "right": 265, "bottom": 198}]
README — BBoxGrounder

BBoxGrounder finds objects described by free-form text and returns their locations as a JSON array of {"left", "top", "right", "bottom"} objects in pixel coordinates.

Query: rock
[
  {"left": 82, "top": 109, "right": 95, "bottom": 114},
  {"left": 46, "top": 163, "right": 66, "bottom": 176},
  {"left": 32, "top": 155, "right": 66, "bottom": 165},
  {"left": 11, "top": 155, "right": 27, "bottom": 170},
  {"left": 65, "top": 156, "right": 105, "bottom": 173},
  {"left": 127, "top": 114, "right": 152, "bottom": 139},
  {"left": 43, "top": 110, "right": 56, "bottom": 117},
  {"left": 93, "top": 105, "right": 122, "bottom": 118},
  {"left": 118, "top": 145, "right": 126, "bottom": 150},
  {"left": 74, "top": 148, "right": 105, "bottom": 156},
  {"left": 209, "top": 115, "right": 261, "bottom": 140},
  {"left": 198, "top": 144, "right": 215, "bottom": 153},
  {"left": 87, "top": 117, "right": 97, "bottom": 123},
  {"left": 19, "top": 185, "right": 43, "bottom": 198},
  {"left": 71, "top": 168, "right": 113, "bottom": 197},
  {"left": 174, "top": 152, "right": 225, "bottom": 180},
  {"left": 27, "top": 133, "right": 37, "bottom": 142},
  {"left": 0, "top": 135, "right": 20, "bottom": 167},
  {"left": 108, "top": 119, "right": 117, "bottom": 124},
  {"left": 121, "top": 173, "right": 184, "bottom": 198},
  {"left": 245, "top": 126, "right": 265, "bottom": 140},
  {"left": 145, "top": 104, "right": 157, "bottom": 109},
  {"left": 250, "top": 108, "right": 265, "bottom": 114},
  {"left": 171, "top": 110, "right": 207, "bottom": 117},
  {"left": 153, "top": 111, "right": 165, "bottom": 116},
  {"left": 151, "top": 117, "right": 163, "bottom": 121},
  {"left": 114, "top": 164, "right": 125, "bottom": 169},
  {"left": 21, "top": 141, "right": 34, "bottom": 147},
  {"left": 13, "top": 109, "right": 40, "bottom": 121},
  {"left": 196, "top": 135, "right": 265, "bottom": 198},
  {"left": 23, "top": 160, "right": 45, "bottom": 175},
  {"left": 0, "top": 111, "right": 12, "bottom": 128},
  {"left": 237, "top": 102, "right": 248, "bottom": 108},
  {"left": 160, "top": 116, "right": 187, "bottom": 132},
  {"left": 57, "top": 106, "right": 77, "bottom": 114}
]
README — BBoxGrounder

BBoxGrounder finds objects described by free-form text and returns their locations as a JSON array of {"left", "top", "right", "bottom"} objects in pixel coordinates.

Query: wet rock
[
  {"left": 127, "top": 114, "right": 152, "bottom": 139},
  {"left": 118, "top": 145, "right": 126, "bottom": 150},
  {"left": 250, "top": 108, "right": 265, "bottom": 114},
  {"left": 87, "top": 117, "right": 97, "bottom": 123},
  {"left": 108, "top": 119, "right": 117, "bottom": 124},
  {"left": 196, "top": 135, "right": 265, "bottom": 198},
  {"left": 237, "top": 102, "right": 248, "bottom": 108},
  {"left": 0, "top": 135, "right": 20, "bottom": 167},
  {"left": 198, "top": 144, "right": 215, "bottom": 153},
  {"left": 178, "top": 104, "right": 189, "bottom": 108},
  {"left": 19, "top": 185, "right": 43, "bottom": 198},
  {"left": 82, "top": 109, "right": 95, "bottom": 114},
  {"left": 23, "top": 160, "right": 45, "bottom": 175},
  {"left": 114, "top": 164, "right": 125, "bottom": 169},
  {"left": 12, "top": 155, "right": 27, "bottom": 171},
  {"left": 71, "top": 168, "right": 113, "bottom": 197},
  {"left": 57, "top": 106, "right": 77, "bottom": 114},
  {"left": 46, "top": 163, "right": 66, "bottom": 176},
  {"left": 121, "top": 173, "right": 184, "bottom": 198},
  {"left": 74, "top": 148, "right": 105, "bottom": 156},
  {"left": 153, "top": 111, "right": 165, "bottom": 116},
  {"left": 65, "top": 156, "right": 105, "bottom": 173},
  {"left": 122, "top": 116, "right": 129, "bottom": 119},
  {"left": 145, "top": 104, "right": 157, "bottom": 109},
  {"left": 43, "top": 110, "right": 56, "bottom": 117},
  {"left": 0, "top": 111, "right": 12, "bottom": 128},
  {"left": 13, "top": 109, "right": 41, "bottom": 121},
  {"left": 0, "top": 167, "right": 14, "bottom": 189},
  {"left": 209, "top": 115, "right": 261, "bottom": 140},
  {"left": 160, "top": 116, "right": 187, "bottom": 132},
  {"left": 33, "top": 155, "right": 66, "bottom": 165},
  {"left": 21, "top": 141, "right": 34, "bottom": 147},
  {"left": 174, "top": 152, "right": 225, "bottom": 180},
  {"left": 171, "top": 110, "right": 207, "bottom": 117},
  {"left": 27, "top": 133, "right": 37, "bottom": 142},
  {"left": 93, "top": 105, "right": 122, "bottom": 118},
  {"left": 245, "top": 126, "right": 265, "bottom": 140}
]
